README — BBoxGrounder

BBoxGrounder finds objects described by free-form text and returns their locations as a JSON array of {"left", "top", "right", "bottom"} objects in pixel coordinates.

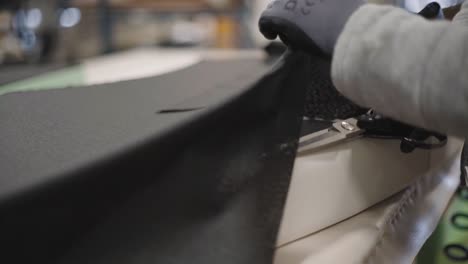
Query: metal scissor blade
[
  {"left": 298, "top": 127, "right": 345, "bottom": 153},
  {"left": 298, "top": 118, "right": 364, "bottom": 154}
]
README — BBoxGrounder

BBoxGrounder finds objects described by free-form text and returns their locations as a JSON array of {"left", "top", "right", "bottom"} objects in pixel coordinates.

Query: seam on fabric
[
  {"left": 363, "top": 160, "right": 454, "bottom": 264},
  {"left": 363, "top": 184, "right": 417, "bottom": 263}
]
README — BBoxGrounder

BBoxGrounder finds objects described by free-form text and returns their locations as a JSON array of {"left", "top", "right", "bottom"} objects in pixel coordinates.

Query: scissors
[
  {"left": 297, "top": 3, "right": 452, "bottom": 155},
  {"left": 298, "top": 111, "right": 448, "bottom": 154}
]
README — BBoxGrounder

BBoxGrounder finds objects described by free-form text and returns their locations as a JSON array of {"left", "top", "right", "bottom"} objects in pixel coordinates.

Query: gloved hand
[{"left": 259, "top": 0, "right": 365, "bottom": 54}]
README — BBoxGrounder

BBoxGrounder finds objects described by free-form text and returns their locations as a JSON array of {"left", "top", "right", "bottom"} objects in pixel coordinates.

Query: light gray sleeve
[{"left": 332, "top": 2, "right": 468, "bottom": 138}]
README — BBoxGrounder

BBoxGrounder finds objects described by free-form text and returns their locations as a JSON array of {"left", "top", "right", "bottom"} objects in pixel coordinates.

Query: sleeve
[
  {"left": 331, "top": 2, "right": 468, "bottom": 138},
  {"left": 454, "top": 0, "right": 468, "bottom": 26}
]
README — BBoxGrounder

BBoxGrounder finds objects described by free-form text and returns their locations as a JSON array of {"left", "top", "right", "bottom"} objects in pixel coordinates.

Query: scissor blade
[
  {"left": 298, "top": 118, "right": 364, "bottom": 154},
  {"left": 298, "top": 128, "right": 345, "bottom": 153}
]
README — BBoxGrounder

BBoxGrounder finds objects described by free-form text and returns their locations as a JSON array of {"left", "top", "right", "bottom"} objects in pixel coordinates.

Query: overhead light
[
  {"left": 59, "top": 8, "right": 81, "bottom": 28},
  {"left": 25, "top": 8, "right": 42, "bottom": 29}
]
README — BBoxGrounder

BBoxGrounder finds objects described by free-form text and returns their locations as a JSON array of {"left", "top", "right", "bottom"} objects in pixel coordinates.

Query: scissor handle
[
  {"left": 356, "top": 112, "right": 448, "bottom": 153},
  {"left": 356, "top": 113, "right": 413, "bottom": 139},
  {"left": 400, "top": 129, "right": 448, "bottom": 153}
]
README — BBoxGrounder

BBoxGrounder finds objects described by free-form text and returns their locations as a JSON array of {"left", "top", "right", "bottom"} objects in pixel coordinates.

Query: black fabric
[
  {"left": 303, "top": 54, "right": 366, "bottom": 120},
  {"left": 0, "top": 59, "right": 269, "bottom": 200},
  {"left": 0, "top": 53, "right": 310, "bottom": 263}
]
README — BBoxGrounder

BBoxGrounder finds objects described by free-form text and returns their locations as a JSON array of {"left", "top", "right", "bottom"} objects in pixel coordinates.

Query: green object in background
[
  {"left": 0, "top": 66, "right": 85, "bottom": 96},
  {"left": 418, "top": 188, "right": 468, "bottom": 264}
]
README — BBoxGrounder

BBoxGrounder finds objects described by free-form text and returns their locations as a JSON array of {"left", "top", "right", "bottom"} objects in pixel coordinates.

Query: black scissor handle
[
  {"left": 356, "top": 112, "right": 413, "bottom": 139},
  {"left": 356, "top": 112, "right": 448, "bottom": 153},
  {"left": 400, "top": 129, "right": 448, "bottom": 153}
]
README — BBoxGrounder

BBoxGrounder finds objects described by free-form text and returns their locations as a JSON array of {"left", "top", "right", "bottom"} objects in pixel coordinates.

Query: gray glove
[{"left": 259, "top": 0, "right": 365, "bottom": 54}]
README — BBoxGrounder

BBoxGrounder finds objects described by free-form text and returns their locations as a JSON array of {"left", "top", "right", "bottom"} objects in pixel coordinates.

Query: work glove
[
  {"left": 258, "top": 0, "right": 441, "bottom": 54},
  {"left": 259, "top": 0, "right": 366, "bottom": 54}
]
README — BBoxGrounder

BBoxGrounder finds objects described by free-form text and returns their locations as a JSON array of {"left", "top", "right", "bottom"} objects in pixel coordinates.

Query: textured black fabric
[
  {"left": 0, "top": 58, "right": 270, "bottom": 262},
  {"left": 0, "top": 53, "right": 310, "bottom": 264},
  {"left": 0, "top": 59, "right": 269, "bottom": 201},
  {"left": 58, "top": 53, "right": 308, "bottom": 264},
  {"left": 303, "top": 54, "right": 366, "bottom": 120}
]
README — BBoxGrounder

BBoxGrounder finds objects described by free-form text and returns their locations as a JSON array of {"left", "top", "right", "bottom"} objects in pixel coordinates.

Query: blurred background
[
  {"left": 1, "top": 0, "right": 461, "bottom": 67},
  {"left": 0, "top": 0, "right": 271, "bottom": 66}
]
